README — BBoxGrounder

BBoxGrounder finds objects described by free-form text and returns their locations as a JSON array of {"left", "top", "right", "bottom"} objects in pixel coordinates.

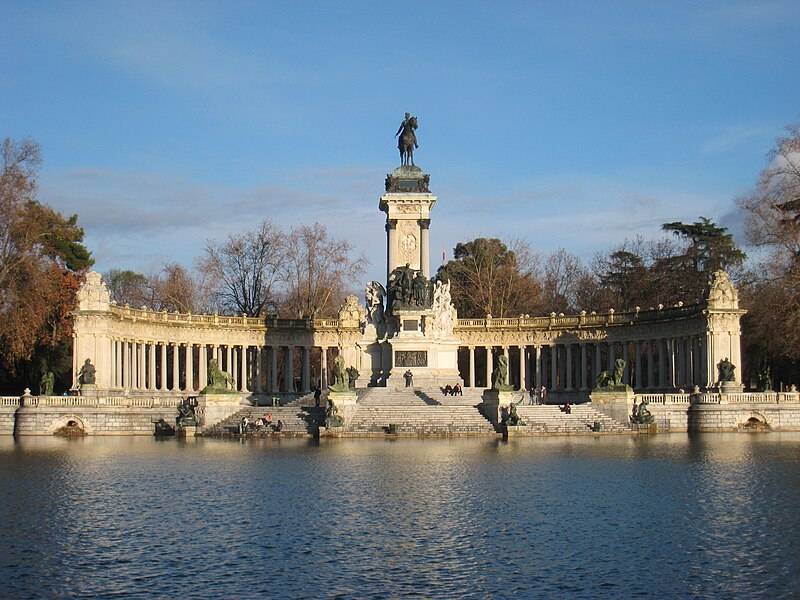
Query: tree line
[{"left": 2, "top": 123, "right": 799, "bottom": 392}]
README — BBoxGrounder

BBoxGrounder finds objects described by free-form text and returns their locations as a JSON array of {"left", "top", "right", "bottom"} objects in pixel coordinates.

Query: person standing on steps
[{"left": 404, "top": 369, "right": 414, "bottom": 388}]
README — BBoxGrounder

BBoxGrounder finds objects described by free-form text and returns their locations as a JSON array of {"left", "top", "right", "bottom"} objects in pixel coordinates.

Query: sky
[{"left": 2, "top": 1, "right": 799, "bottom": 287}]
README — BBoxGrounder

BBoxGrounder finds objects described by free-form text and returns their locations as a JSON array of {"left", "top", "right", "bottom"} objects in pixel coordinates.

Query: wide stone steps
[
  {"left": 346, "top": 405, "right": 496, "bottom": 435},
  {"left": 204, "top": 406, "right": 324, "bottom": 436},
  {"left": 512, "top": 405, "right": 629, "bottom": 433}
]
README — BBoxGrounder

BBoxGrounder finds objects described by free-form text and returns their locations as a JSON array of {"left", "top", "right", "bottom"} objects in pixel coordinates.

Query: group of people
[
  {"left": 239, "top": 414, "right": 284, "bottom": 434},
  {"left": 528, "top": 386, "right": 547, "bottom": 404},
  {"left": 442, "top": 384, "right": 463, "bottom": 396}
]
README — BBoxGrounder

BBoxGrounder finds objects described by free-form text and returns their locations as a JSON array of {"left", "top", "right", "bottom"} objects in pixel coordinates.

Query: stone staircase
[
  {"left": 511, "top": 404, "right": 630, "bottom": 434},
  {"left": 346, "top": 387, "right": 497, "bottom": 435},
  {"left": 203, "top": 405, "right": 324, "bottom": 437}
]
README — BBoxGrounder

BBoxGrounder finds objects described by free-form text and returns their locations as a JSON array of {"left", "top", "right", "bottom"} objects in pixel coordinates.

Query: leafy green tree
[{"left": 437, "top": 237, "right": 541, "bottom": 317}]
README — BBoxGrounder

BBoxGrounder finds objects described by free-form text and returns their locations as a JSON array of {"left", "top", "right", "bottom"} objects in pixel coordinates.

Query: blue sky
[{"left": 2, "top": 1, "right": 799, "bottom": 285}]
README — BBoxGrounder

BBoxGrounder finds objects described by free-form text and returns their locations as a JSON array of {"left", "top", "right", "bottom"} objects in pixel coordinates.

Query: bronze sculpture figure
[{"left": 396, "top": 112, "right": 418, "bottom": 167}]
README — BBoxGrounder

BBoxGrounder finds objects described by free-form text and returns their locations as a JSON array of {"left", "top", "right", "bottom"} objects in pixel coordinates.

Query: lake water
[{"left": 1, "top": 433, "right": 799, "bottom": 599}]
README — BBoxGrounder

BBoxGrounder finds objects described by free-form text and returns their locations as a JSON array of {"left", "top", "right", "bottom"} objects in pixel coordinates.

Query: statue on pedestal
[
  {"left": 40, "top": 370, "right": 55, "bottom": 396},
  {"left": 329, "top": 355, "right": 348, "bottom": 392},
  {"left": 396, "top": 112, "right": 419, "bottom": 167},
  {"left": 202, "top": 359, "right": 235, "bottom": 394},
  {"left": 492, "top": 355, "right": 511, "bottom": 390},
  {"left": 632, "top": 397, "right": 654, "bottom": 425},
  {"left": 325, "top": 398, "right": 344, "bottom": 428},
  {"left": 78, "top": 359, "right": 96, "bottom": 387},
  {"left": 718, "top": 357, "right": 736, "bottom": 383}
]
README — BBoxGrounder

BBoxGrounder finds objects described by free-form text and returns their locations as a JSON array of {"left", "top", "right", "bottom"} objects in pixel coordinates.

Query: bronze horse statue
[{"left": 396, "top": 114, "right": 418, "bottom": 167}]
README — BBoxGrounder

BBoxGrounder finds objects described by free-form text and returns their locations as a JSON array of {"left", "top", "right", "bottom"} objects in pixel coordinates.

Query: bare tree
[
  {"left": 280, "top": 223, "right": 368, "bottom": 318},
  {"left": 199, "top": 220, "right": 285, "bottom": 317},
  {"left": 541, "top": 248, "right": 587, "bottom": 313}
]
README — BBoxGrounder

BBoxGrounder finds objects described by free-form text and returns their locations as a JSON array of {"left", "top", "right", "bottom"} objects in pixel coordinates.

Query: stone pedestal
[
  {"left": 176, "top": 425, "right": 198, "bottom": 437},
  {"left": 480, "top": 389, "right": 515, "bottom": 428},
  {"left": 590, "top": 386, "right": 635, "bottom": 425},
  {"left": 196, "top": 392, "right": 245, "bottom": 429},
  {"left": 327, "top": 389, "right": 358, "bottom": 406}
]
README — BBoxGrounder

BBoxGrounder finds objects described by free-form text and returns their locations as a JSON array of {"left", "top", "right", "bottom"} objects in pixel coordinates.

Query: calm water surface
[{"left": 2, "top": 433, "right": 799, "bottom": 599}]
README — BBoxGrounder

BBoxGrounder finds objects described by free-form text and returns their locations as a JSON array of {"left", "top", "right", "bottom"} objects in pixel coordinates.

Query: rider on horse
[{"left": 396, "top": 112, "right": 419, "bottom": 167}]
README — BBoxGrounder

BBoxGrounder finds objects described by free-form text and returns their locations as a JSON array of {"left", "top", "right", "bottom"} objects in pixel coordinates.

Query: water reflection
[{"left": 1, "top": 434, "right": 800, "bottom": 598}]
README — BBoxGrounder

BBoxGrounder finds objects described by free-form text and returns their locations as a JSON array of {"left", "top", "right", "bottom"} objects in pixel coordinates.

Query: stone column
[
  {"left": 255, "top": 347, "right": 263, "bottom": 393},
  {"left": 185, "top": 343, "right": 194, "bottom": 392},
  {"left": 550, "top": 346, "right": 558, "bottom": 391},
  {"left": 226, "top": 345, "right": 233, "bottom": 376},
  {"left": 285, "top": 346, "right": 294, "bottom": 392},
  {"left": 386, "top": 219, "right": 397, "bottom": 281},
  {"left": 608, "top": 342, "right": 615, "bottom": 371},
  {"left": 160, "top": 343, "right": 168, "bottom": 391},
  {"left": 541, "top": 346, "right": 548, "bottom": 388},
  {"left": 485, "top": 347, "right": 493, "bottom": 388},
  {"left": 580, "top": 343, "right": 588, "bottom": 390},
  {"left": 240, "top": 346, "right": 249, "bottom": 392},
  {"left": 113, "top": 340, "right": 120, "bottom": 388},
  {"left": 534, "top": 346, "right": 542, "bottom": 389},
  {"left": 232, "top": 347, "right": 238, "bottom": 390},
  {"left": 468, "top": 347, "right": 475, "bottom": 388},
  {"left": 171, "top": 343, "right": 179, "bottom": 391},
  {"left": 634, "top": 341, "right": 642, "bottom": 390},
  {"left": 594, "top": 343, "right": 602, "bottom": 383},
  {"left": 659, "top": 339, "right": 668, "bottom": 388},
  {"left": 622, "top": 342, "right": 630, "bottom": 386},
  {"left": 519, "top": 345, "right": 527, "bottom": 391},
  {"left": 199, "top": 345, "right": 208, "bottom": 391},
  {"left": 320, "top": 347, "right": 328, "bottom": 389},
  {"left": 647, "top": 340, "right": 654, "bottom": 389},
  {"left": 148, "top": 343, "right": 156, "bottom": 390},
  {"left": 302, "top": 347, "right": 311, "bottom": 393},
  {"left": 137, "top": 342, "right": 145, "bottom": 390},
  {"left": 419, "top": 219, "right": 431, "bottom": 278},
  {"left": 72, "top": 334, "right": 79, "bottom": 389},
  {"left": 565, "top": 344, "right": 573, "bottom": 390}
]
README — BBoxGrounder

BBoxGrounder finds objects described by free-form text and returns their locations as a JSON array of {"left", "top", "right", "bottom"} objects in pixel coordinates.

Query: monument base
[
  {"left": 197, "top": 392, "right": 245, "bottom": 429},
  {"left": 327, "top": 389, "right": 358, "bottom": 406},
  {"left": 176, "top": 425, "right": 198, "bottom": 437},
  {"left": 590, "top": 386, "right": 635, "bottom": 425}
]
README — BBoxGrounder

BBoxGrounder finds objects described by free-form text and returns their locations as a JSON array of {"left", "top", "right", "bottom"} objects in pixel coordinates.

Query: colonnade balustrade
[
  {"left": 103, "top": 339, "right": 333, "bottom": 396},
  {"left": 458, "top": 334, "right": 711, "bottom": 394}
]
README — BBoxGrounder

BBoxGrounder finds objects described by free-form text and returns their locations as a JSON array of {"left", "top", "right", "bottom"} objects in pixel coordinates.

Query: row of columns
[
  {"left": 108, "top": 340, "right": 333, "bottom": 394},
  {"left": 462, "top": 335, "right": 709, "bottom": 391}
]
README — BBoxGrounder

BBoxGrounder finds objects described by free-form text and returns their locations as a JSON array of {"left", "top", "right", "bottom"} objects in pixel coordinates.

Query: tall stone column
[
  {"left": 594, "top": 343, "right": 602, "bottom": 384},
  {"left": 419, "top": 219, "right": 431, "bottom": 278},
  {"left": 148, "top": 343, "right": 156, "bottom": 390},
  {"left": 485, "top": 347, "right": 493, "bottom": 388},
  {"left": 199, "top": 345, "right": 208, "bottom": 391},
  {"left": 580, "top": 343, "right": 588, "bottom": 390},
  {"left": 137, "top": 342, "right": 145, "bottom": 390},
  {"left": 658, "top": 339, "right": 668, "bottom": 388},
  {"left": 622, "top": 342, "right": 630, "bottom": 386},
  {"left": 534, "top": 346, "right": 542, "bottom": 389},
  {"left": 171, "top": 343, "right": 179, "bottom": 391},
  {"left": 320, "top": 347, "right": 328, "bottom": 389},
  {"left": 285, "top": 346, "right": 294, "bottom": 393},
  {"left": 608, "top": 342, "right": 615, "bottom": 370},
  {"left": 634, "top": 341, "right": 642, "bottom": 390},
  {"left": 185, "top": 343, "right": 194, "bottom": 392},
  {"left": 255, "top": 347, "right": 263, "bottom": 393},
  {"left": 302, "top": 347, "right": 311, "bottom": 393},
  {"left": 226, "top": 345, "right": 232, "bottom": 376},
  {"left": 518, "top": 345, "right": 527, "bottom": 391},
  {"left": 160, "top": 343, "right": 168, "bottom": 391},
  {"left": 541, "top": 346, "right": 548, "bottom": 389},
  {"left": 565, "top": 344, "right": 573, "bottom": 390},
  {"left": 468, "top": 347, "right": 475, "bottom": 388},
  {"left": 550, "top": 346, "right": 558, "bottom": 391},
  {"left": 240, "top": 346, "right": 249, "bottom": 392}
]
